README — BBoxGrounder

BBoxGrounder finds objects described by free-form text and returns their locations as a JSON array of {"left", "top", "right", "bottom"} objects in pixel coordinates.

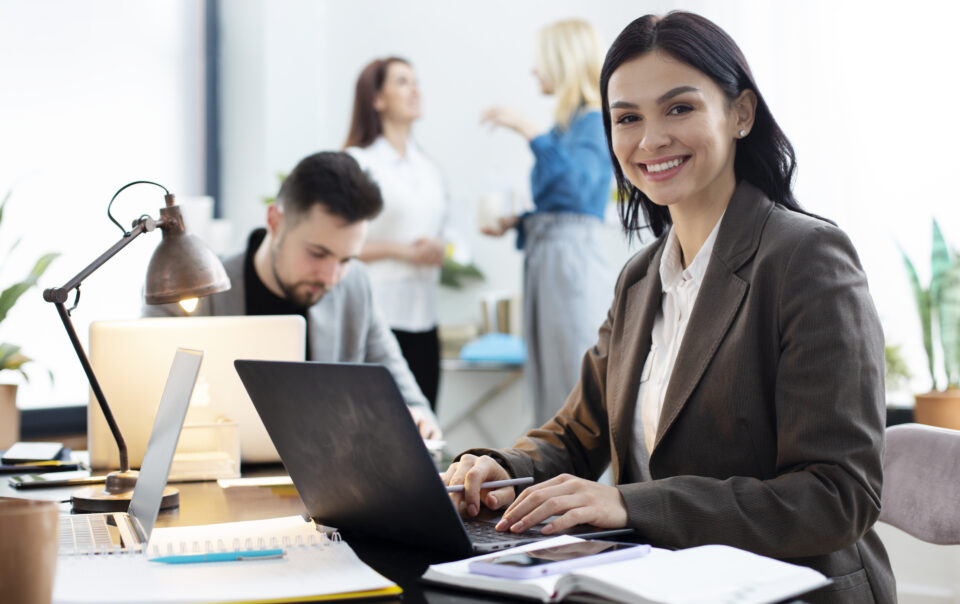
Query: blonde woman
[{"left": 481, "top": 19, "right": 614, "bottom": 427}]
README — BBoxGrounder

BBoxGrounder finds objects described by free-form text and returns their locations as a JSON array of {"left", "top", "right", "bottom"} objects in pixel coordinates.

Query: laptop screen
[
  {"left": 88, "top": 315, "right": 306, "bottom": 468},
  {"left": 127, "top": 348, "right": 203, "bottom": 539}
]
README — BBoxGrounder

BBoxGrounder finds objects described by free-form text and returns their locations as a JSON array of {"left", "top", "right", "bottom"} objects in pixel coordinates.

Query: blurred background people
[
  {"left": 480, "top": 19, "right": 614, "bottom": 427},
  {"left": 345, "top": 57, "right": 450, "bottom": 411}
]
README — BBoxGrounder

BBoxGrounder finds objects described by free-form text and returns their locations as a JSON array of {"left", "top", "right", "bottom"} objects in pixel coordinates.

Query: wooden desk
[{"left": 0, "top": 466, "right": 518, "bottom": 604}]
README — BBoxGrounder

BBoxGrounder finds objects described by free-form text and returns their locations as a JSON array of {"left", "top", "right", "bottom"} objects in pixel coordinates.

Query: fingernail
[
  {"left": 511, "top": 522, "right": 524, "bottom": 533},
  {"left": 488, "top": 495, "right": 497, "bottom": 508},
  {"left": 495, "top": 520, "right": 507, "bottom": 531},
  {"left": 541, "top": 523, "right": 554, "bottom": 535},
  {"left": 467, "top": 504, "right": 477, "bottom": 517}
]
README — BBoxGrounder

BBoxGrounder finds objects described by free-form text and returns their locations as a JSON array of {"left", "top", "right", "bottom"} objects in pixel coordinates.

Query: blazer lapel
[
  {"left": 653, "top": 182, "right": 774, "bottom": 451},
  {"left": 609, "top": 242, "right": 664, "bottom": 482}
]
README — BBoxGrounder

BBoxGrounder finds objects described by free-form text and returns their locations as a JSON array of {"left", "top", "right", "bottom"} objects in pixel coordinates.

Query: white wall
[{"left": 0, "top": 0, "right": 205, "bottom": 408}]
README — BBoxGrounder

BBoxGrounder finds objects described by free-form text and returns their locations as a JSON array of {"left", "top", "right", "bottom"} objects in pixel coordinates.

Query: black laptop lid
[{"left": 234, "top": 360, "right": 473, "bottom": 554}]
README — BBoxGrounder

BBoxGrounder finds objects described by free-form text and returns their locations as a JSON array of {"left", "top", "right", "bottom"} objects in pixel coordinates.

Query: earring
[{"left": 739, "top": 129, "right": 747, "bottom": 138}]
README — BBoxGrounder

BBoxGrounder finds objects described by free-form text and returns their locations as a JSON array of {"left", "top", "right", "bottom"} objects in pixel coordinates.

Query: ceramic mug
[{"left": 0, "top": 497, "right": 59, "bottom": 604}]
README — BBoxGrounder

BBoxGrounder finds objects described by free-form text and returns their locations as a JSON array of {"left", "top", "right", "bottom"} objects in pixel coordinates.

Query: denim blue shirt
[{"left": 516, "top": 109, "right": 612, "bottom": 249}]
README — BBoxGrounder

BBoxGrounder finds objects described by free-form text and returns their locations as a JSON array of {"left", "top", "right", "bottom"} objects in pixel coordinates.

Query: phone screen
[{"left": 489, "top": 541, "right": 638, "bottom": 567}]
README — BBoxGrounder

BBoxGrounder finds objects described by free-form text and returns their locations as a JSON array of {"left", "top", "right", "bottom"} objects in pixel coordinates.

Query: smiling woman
[{"left": 444, "top": 11, "right": 894, "bottom": 603}]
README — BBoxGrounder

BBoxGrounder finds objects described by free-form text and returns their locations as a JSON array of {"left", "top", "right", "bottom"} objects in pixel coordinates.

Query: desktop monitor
[{"left": 88, "top": 315, "right": 306, "bottom": 468}]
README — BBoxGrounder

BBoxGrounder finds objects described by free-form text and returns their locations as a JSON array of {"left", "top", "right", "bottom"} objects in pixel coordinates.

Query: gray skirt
[{"left": 523, "top": 212, "right": 614, "bottom": 427}]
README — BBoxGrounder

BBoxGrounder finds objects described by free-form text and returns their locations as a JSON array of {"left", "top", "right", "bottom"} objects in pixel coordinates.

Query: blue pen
[{"left": 150, "top": 548, "right": 285, "bottom": 564}]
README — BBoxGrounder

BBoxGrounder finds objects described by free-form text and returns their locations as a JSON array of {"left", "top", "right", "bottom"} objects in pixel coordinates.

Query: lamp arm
[
  {"left": 47, "top": 218, "right": 156, "bottom": 296},
  {"left": 42, "top": 216, "right": 158, "bottom": 474}
]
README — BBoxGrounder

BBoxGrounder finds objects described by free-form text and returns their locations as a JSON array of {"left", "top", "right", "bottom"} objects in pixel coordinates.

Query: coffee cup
[{"left": 0, "top": 497, "right": 59, "bottom": 604}]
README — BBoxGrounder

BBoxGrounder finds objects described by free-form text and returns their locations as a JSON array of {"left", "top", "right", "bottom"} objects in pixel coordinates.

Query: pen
[
  {"left": 150, "top": 549, "right": 285, "bottom": 564},
  {"left": 445, "top": 477, "right": 534, "bottom": 493}
]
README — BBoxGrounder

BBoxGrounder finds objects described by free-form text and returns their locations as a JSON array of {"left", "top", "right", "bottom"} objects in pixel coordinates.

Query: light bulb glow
[{"left": 179, "top": 297, "right": 199, "bottom": 313}]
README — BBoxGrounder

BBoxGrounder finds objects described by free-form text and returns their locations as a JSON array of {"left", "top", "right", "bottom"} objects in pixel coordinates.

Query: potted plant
[
  {"left": 0, "top": 189, "right": 59, "bottom": 446},
  {"left": 900, "top": 219, "right": 960, "bottom": 429}
]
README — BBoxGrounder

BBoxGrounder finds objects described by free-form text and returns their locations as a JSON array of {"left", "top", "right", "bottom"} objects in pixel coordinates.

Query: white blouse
[
  {"left": 631, "top": 213, "right": 724, "bottom": 464},
  {"left": 347, "top": 136, "right": 449, "bottom": 332}
]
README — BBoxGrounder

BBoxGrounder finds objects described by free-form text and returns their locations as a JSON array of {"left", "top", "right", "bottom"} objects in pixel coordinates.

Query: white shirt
[
  {"left": 347, "top": 136, "right": 449, "bottom": 331},
  {"left": 631, "top": 213, "right": 725, "bottom": 463}
]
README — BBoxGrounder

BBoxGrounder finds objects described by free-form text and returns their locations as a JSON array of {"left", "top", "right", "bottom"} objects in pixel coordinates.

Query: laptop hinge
[{"left": 115, "top": 514, "right": 145, "bottom": 551}]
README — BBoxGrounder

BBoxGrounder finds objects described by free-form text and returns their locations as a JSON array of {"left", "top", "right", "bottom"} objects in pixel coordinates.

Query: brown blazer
[{"left": 468, "top": 182, "right": 896, "bottom": 603}]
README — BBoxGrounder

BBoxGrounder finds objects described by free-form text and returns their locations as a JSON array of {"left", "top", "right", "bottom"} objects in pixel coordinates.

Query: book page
[{"left": 569, "top": 544, "right": 829, "bottom": 604}]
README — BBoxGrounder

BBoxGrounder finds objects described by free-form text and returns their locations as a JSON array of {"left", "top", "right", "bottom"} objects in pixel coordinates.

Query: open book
[
  {"left": 54, "top": 516, "right": 400, "bottom": 604},
  {"left": 422, "top": 536, "right": 831, "bottom": 603}
]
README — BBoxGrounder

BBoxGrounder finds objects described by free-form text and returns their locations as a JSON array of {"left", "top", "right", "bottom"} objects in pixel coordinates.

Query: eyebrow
[
  {"left": 306, "top": 243, "right": 357, "bottom": 262},
  {"left": 610, "top": 86, "right": 702, "bottom": 110}
]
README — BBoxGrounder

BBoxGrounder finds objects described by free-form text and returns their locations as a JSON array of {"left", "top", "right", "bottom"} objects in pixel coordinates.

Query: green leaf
[
  {"left": 938, "top": 259, "right": 960, "bottom": 388},
  {"left": 0, "top": 188, "right": 10, "bottom": 226},
  {"left": 440, "top": 258, "right": 485, "bottom": 290},
  {"left": 30, "top": 252, "right": 59, "bottom": 280},
  {"left": 0, "top": 342, "right": 24, "bottom": 370},
  {"left": 0, "top": 252, "right": 59, "bottom": 323},
  {"left": 900, "top": 244, "right": 936, "bottom": 389},
  {"left": 931, "top": 219, "right": 951, "bottom": 303}
]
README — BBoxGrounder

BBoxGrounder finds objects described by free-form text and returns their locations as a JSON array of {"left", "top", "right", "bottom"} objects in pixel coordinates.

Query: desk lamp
[{"left": 43, "top": 181, "right": 230, "bottom": 512}]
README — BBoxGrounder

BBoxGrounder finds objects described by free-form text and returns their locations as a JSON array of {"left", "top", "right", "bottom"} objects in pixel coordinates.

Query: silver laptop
[
  {"left": 88, "top": 316, "right": 305, "bottom": 467},
  {"left": 234, "top": 360, "right": 632, "bottom": 555},
  {"left": 60, "top": 348, "right": 202, "bottom": 555}
]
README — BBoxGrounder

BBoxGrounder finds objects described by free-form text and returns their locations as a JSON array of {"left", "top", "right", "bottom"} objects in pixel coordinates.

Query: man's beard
[{"left": 270, "top": 249, "right": 328, "bottom": 308}]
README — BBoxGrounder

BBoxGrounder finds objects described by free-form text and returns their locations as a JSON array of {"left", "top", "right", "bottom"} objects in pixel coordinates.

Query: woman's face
[
  {"left": 533, "top": 66, "right": 554, "bottom": 95},
  {"left": 608, "top": 50, "right": 753, "bottom": 211},
  {"left": 374, "top": 61, "right": 420, "bottom": 124}
]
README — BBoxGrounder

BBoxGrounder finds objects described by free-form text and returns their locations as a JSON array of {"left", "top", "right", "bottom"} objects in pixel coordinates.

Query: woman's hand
[
  {"left": 480, "top": 106, "right": 540, "bottom": 141},
  {"left": 409, "top": 407, "right": 442, "bottom": 440},
  {"left": 480, "top": 215, "right": 520, "bottom": 237},
  {"left": 406, "top": 238, "right": 445, "bottom": 266},
  {"left": 442, "top": 454, "right": 515, "bottom": 517},
  {"left": 495, "top": 474, "right": 628, "bottom": 535}
]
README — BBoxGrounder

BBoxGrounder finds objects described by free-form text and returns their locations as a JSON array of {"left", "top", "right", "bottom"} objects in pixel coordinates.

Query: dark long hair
[
  {"left": 600, "top": 12, "right": 801, "bottom": 238},
  {"left": 343, "top": 57, "right": 410, "bottom": 149}
]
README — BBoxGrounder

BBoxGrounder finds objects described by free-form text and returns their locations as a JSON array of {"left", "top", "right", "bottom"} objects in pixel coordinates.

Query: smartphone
[
  {"left": 8, "top": 470, "right": 107, "bottom": 490},
  {"left": 468, "top": 540, "right": 651, "bottom": 580}
]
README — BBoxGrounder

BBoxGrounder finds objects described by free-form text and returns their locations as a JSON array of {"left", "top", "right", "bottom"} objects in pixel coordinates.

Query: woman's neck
[
  {"left": 381, "top": 119, "right": 411, "bottom": 157},
  {"left": 668, "top": 185, "right": 735, "bottom": 269}
]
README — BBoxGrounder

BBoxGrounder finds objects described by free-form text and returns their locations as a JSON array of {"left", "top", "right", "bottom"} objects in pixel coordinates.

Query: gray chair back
[{"left": 880, "top": 422, "right": 960, "bottom": 544}]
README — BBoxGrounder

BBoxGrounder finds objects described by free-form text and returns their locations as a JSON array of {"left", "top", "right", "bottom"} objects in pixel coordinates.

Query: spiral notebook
[{"left": 52, "top": 516, "right": 401, "bottom": 603}]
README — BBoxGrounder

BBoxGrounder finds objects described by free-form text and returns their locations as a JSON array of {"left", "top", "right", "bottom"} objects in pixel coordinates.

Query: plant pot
[
  {"left": 914, "top": 389, "right": 960, "bottom": 430},
  {"left": 0, "top": 384, "right": 19, "bottom": 448}
]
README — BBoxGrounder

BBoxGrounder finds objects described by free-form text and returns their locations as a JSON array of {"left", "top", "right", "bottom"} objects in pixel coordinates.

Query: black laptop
[{"left": 234, "top": 360, "right": 631, "bottom": 555}]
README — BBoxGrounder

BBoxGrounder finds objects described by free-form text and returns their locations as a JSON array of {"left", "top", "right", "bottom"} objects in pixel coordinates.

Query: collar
[
  {"left": 369, "top": 135, "right": 419, "bottom": 166},
  {"left": 658, "top": 210, "right": 724, "bottom": 293}
]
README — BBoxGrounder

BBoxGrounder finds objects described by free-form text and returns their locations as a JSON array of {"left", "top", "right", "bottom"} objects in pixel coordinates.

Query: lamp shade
[{"left": 144, "top": 204, "right": 230, "bottom": 305}]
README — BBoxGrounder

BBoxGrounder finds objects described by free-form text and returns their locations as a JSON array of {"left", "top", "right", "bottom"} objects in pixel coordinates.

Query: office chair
[{"left": 879, "top": 422, "right": 960, "bottom": 545}]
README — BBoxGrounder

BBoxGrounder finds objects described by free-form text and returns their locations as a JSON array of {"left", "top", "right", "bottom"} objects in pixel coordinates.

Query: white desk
[{"left": 439, "top": 359, "right": 523, "bottom": 445}]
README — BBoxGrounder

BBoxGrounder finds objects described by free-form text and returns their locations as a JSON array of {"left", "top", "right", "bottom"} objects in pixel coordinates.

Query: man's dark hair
[{"left": 276, "top": 151, "right": 383, "bottom": 223}]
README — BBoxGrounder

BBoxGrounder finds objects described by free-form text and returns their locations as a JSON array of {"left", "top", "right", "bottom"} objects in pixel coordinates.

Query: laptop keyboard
[
  {"left": 466, "top": 521, "right": 538, "bottom": 544},
  {"left": 60, "top": 514, "right": 119, "bottom": 555}
]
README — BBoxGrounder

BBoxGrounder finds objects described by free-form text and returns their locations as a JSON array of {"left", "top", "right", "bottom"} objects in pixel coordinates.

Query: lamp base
[{"left": 69, "top": 469, "right": 179, "bottom": 513}]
